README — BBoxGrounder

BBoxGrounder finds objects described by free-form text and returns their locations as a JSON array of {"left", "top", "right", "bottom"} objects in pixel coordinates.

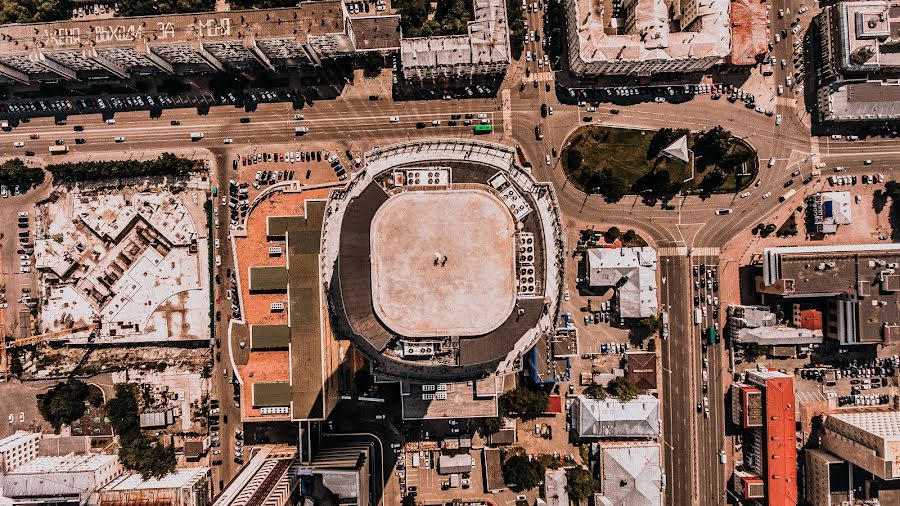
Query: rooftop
[
  {"left": 370, "top": 190, "right": 516, "bottom": 338},
  {"left": 0, "top": 3, "right": 348, "bottom": 53},
  {"left": 597, "top": 441, "right": 663, "bottom": 506},
  {"left": 828, "top": 410, "right": 900, "bottom": 440},
  {"left": 568, "top": 0, "right": 731, "bottom": 66},
  {"left": 837, "top": 1, "right": 900, "bottom": 71},
  {"left": 9, "top": 454, "right": 118, "bottom": 474},
  {"left": 572, "top": 395, "right": 660, "bottom": 438},
  {"left": 820, "top": 80, "right": 900, "bottom": 122},
  {"left": 586, "top": 247, "right": 658, "bottom": 318},
  {"left": 101, "top": 467, "right": 209, "bottom": 490}
]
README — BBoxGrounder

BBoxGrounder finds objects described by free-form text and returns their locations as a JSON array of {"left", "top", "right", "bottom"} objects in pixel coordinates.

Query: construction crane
[{"left": 6, "top": 323, "right": 99, "bottom": 349}]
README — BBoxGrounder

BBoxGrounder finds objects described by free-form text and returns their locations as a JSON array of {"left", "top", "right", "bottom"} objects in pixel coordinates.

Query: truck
[
  {"left": 295, "top": 126, "right": 309, "bottom": 135},
  {"left": 694, "top": 308, "right": 702, "bottom": 325},
  {"left": 780, "top": 188, "right": 797, "bottom": 202},
  {"left": 48, "top": 145, "right": 68, "bottom": 155},
  {"left": 190, "top": 132, "right": 204, "bottom": 141}
]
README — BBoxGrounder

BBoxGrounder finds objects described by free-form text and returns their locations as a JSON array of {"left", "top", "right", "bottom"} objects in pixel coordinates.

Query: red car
[{"left": 29, "top": 133, "right": 39, "bottom": 139}]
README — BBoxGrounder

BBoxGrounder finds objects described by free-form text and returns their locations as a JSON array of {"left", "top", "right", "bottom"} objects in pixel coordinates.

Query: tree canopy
[
  {"left": 503, "top": 454, "right": 545, "bottom": 490},
  {"left": 693, "top": 126, "right": 735, "bottom": 162},
  {"left": 607, "top": 376, "right": 640, "bottom": 402},
  {"left": 566, "top": 466, "right": 599, "bottom": 500},
  {"left": 37, "top": 379, "right": 89, "bottom": 431},
  {"left": 47, "top": 152, "right": 198, "bottom": 183},
  {"left": 884, "top": 180, "right": 900, "bottom": 201},
  {"left": 500, "top": 386, "right": 549, "bottom": 421},
  {"left": 106, "top": 384, "right": 176, "bottom": 480},
  {"left": 399, "top": 0, "right": 472, "bottom": 37},
  {"left": 0, "top": 158, "right": 45, "bottom": 190},
  {"left": 583, "top": 383, "right": 607, "bottom": 400},
  {"left": 481, "top": 416, "right": 504, "bottom": 436},
  {"left": 0, "top": 0, "right": 73, "bottom": 24}
]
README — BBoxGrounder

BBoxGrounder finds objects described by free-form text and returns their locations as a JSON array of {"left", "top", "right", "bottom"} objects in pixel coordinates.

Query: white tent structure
[{"left": 660, "top": 135, "right": 690, "bottom": 163}]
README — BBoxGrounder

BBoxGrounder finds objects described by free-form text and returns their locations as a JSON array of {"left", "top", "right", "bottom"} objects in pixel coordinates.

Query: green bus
[
  {"left": 473, "top": 124, "right": 493, "bottom": 134},
  {"left": 707, "top": 326, "right": 718, "bottom": 345}
]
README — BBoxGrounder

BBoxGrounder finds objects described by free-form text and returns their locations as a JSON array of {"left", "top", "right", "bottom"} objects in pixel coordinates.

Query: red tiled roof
[
  {"left": 730, "top": 0, "right": 768, "bottom": 65},
  {"left": 546, "top": 395, "right": 562, "bottom": 414}
]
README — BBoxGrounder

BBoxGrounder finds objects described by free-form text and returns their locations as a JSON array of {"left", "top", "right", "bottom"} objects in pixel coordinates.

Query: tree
[
  {"left": 482, "top": 417, "right": 504, "bottom": 436},
  {"left": 607, "top": 376, "right": 640, "bottom": 402},
  {"left": 500, "top": 387, "right": 549, "bottom": 421},
  {"left": 397, "top": 0, "right": 433, "bottom": 37},
  {"left": 47, "top": 153, "right": 198, "bottom": 183},
  {"left": 503, "top": 454, "right": 545, "bottom": 490},
  {"left": 604, "top": 226, "right": 621, "bottom": 243},
  {"left": 699, "top": 168, "right": 727, "bottom": 191},
  {"left": 623, "top": 229, "right": 637, "bottom": 244},
  {"left": 105, "top": 383, "right": 175, "bottom": 480},
  {"left": 599, "top": 168, "right": 627, "bottom": 203},
  {"left": 0, "top": 158, "right": 45, "bottom": 190},
  {"left": 885, "top": 180, "right": 900, "bottom": 201},
  {"left": 583, "top": 383, "right": 607, "bottom": 400},
  {"left": 0, "top": 0, "right": 74, "bottom": 24},
  {"left": 566, "top": 466, "right": 599, "bottom": 501},
  {"left": 693, "top": 126, "right": 734, "bottom": 163},
  {"left": 87, "top": 389, "right": 105, "bottom": 408},
  {"left": 633, "top": 316, "right": 661, "bottom": 335},
  {"left": 38, "top": 380, "right": 89, "bottom": 430},
  {"left": 566, "top": 149, "right": 583, "bottom": 171}
]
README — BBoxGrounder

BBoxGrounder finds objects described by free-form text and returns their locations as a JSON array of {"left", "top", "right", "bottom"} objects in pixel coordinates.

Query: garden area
[{"left": 561, "top": 125, "right": 757, "bottom": 202}]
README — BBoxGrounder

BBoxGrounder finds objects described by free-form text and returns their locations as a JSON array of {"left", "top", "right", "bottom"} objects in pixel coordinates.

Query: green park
[{"left": 561, "top": 125, "right": 758, "bottom": 203}]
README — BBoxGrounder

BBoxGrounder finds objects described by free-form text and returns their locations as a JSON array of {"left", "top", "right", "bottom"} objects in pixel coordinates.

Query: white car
[
  {"left": 740, "top": 191, "right": 750, "bottom": 198},
  {"left": 777, "top": 85, "right": 784, "bottom": 95},
  {"left": 105, "top": 118, "right": 116, "bottom": 125},
  {"left": 775, "top": 115, "right": 782, "bottom": 125},
  {"left": 763, "top": 192, "right": 772, "bottom": 199},
  {"left": 114, "top": 136, "right": 125, "bottom": 142},
  {"left": 431, "top": 120, "right": 440, "bottom": 126},
  {"left": 864, "top": 159, "right": 873, "bottom": 165},
  {"left": 223, "top": 138, "right": 233, "bottom": 144},
  {"left": 477, "top": 113, "right": 488, "bottom": 119},
  {"left": 545, "top": 154, "right": 551, "bottom": 165},
  {"left": 654, "top": 97, "right": 665, "bottom": 103},
  {"left": 389, "top": 116, "right": 399, "bottom": 123}
]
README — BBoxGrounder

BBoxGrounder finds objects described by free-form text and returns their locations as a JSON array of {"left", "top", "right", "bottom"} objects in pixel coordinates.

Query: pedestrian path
[
  {"left": 501, "top": 89, "right": 512, "bottom": 138},
  {"left": 525, "top": 71, "right": 554, "bottom": 82}
]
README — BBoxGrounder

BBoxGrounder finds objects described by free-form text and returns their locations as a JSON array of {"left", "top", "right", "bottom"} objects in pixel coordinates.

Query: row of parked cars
[{"left": 1, "top": 89, "right": 319, "bottom": 119}]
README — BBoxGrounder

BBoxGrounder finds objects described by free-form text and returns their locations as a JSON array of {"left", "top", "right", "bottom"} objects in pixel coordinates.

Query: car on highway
[
  {"left": 389, "top": 116, "right": 399, "bottom": 123},
  {"left": 864, "top": 159, "right": 873, "bottom": 165},
  {"left": 13, "top": 141, "right": 24, "bottom": 148},
  {"left": 114, "top": 136, "right": 125, "bottom": 142},
  {"left": 223, "top": 138, "right": 233, "bottom": 144},
  {"left": 545, "top": 155, "right": 551, "bottom": 165}
]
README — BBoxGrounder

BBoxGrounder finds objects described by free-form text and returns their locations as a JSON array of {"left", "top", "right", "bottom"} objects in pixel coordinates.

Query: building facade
[
  {"left": 0, "top": 432, "right": 40, "bottom": 474},
  {"left": 821, "top": 410, "right": 900, "bottom": 481}
]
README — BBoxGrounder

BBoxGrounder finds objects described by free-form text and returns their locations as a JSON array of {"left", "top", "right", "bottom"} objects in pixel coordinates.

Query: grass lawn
[{"left": 562, "top": 126, "right": 756, "bottom": 195}]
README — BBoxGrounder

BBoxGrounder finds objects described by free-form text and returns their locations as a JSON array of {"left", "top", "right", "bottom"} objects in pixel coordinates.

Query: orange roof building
[
  {"left": 730, "top": 0, "right": 769, "bottom": 65},
  {"left": 228, "top": 183, "right": 344, "bottom": 423}
]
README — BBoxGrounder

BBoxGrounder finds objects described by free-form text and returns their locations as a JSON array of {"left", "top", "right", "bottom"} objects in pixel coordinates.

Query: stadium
[{"left": 321, "top": 140, "right": 564, "bottom": 382}]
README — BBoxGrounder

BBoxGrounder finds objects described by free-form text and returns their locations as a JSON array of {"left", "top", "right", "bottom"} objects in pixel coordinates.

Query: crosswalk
[
  {"left": 501, "top": 89, "right": 512, "bottom": 138},
  {"left": 657, "top": 246, "right": 720, "bottom": 257},
  {"left": 658, "top": 247, "right": 688, "bottom": 257},
  {"left": 524, "top": 71, "right": 554, "bottom": 83}
]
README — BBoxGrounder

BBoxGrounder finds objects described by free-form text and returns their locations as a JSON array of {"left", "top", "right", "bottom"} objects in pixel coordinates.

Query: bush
[
  {"left": 0, "top": 158, "right": 45, "bottom": 190},
  {"left": 482, "top": 417, "right": 504, "bottom": 436},
  {"left": 38, "top": 379, "right": 89, "bottom": 430},
  {"left": 503, "top": 454, "right": 545, "bottom": 490},
  {"left": 604, "top": 227, "right": 621, "bottom": 242},
  {"left": 46, "top": 153, "right": 198, "bottom": 183}
]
